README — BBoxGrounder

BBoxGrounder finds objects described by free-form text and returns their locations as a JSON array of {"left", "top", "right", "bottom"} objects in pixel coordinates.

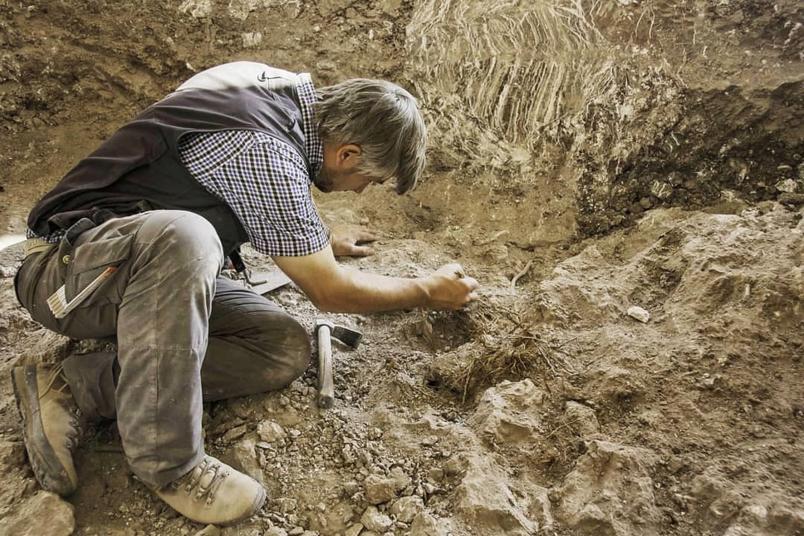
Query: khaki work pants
[{"left": 15, "top": 210, "right": 311, "bottom": 488}]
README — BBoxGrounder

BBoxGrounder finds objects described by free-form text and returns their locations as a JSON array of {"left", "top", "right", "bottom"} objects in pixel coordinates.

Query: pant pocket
[{"left": 64, "top": 233, "right": 135, "bottom": 307}]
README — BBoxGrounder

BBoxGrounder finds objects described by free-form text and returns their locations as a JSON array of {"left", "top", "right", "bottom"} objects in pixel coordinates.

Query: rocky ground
[{"left": 0, "top": 1, "right": 803, "bottom": 535}]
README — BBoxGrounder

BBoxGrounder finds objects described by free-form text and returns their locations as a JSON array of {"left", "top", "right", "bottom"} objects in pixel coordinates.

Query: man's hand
[
  {"left": 330, "top": 225, "right": 378, "bottom": 257},
  {"left": 421, "top": 263, "right": 480, "bottom": 310}
]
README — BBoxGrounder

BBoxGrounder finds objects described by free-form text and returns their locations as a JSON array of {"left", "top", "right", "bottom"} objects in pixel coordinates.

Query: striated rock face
[
  {"left": 556, "top": 440, "right": 660, "bottom": 536},
  {"left": 468, "top": 379, "right": 546, "bottom": 446},
  {"left": 0, "top": 491, "right": 75, "bottom": 536}
]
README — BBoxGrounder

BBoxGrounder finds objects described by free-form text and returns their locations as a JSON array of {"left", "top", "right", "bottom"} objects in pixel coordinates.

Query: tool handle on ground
[{"left": 317, "top": 325, "right": 334, "bottom": 409}]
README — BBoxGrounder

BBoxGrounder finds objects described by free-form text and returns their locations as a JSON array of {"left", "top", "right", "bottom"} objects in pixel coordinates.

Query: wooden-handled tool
[{"left": 314, "top": 319, "right": 362, "bottom": 409}]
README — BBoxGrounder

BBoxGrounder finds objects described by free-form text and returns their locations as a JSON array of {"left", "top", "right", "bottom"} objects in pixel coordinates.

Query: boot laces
[
  {"left": 39, "top": 363, "right": 68, "bottom": 399},
  {"left": 38, "top": 364, "right": 82, "bottom": 450},
  {"left": 178, "top": 457, "right": 230, "bottom": 505}
]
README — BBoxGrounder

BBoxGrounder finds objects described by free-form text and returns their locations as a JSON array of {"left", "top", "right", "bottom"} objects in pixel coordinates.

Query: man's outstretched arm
[{"left": 273, "top": 247, "right": 478, "bottom": 313}]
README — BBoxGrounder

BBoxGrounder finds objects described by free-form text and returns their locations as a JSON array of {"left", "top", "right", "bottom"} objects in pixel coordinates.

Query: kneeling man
[{"left": 12, "top": 62, "right": 478, "bottom": 525}]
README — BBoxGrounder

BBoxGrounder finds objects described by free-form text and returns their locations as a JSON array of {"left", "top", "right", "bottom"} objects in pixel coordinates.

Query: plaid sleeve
[{"left": 179, "top": 130, "right": 330, "bottom": 257}]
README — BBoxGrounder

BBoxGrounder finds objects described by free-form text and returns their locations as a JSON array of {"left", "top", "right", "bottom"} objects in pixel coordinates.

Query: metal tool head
[
  {"left": 315, "top": 319, "right": 362, "bottom": 349},
  {"left": 331, "top": 325, "right": 362, "bottom": 349}
]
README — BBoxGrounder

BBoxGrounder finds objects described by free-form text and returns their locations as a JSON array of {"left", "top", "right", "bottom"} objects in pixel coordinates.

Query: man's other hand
[
  {"left": 423, "top": 263, "right": 480, "bottom": 310},
  {"left": 330, "top": 225, "right": 378, "bottom": 257}
]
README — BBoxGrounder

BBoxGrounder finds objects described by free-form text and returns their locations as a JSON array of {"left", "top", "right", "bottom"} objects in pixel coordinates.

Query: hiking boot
[
  {"left": 155, "top": 455, "right": 266, "bottom": 525},
  {"left": 11, "top": 364, "right": 82, "bottom": 496}
]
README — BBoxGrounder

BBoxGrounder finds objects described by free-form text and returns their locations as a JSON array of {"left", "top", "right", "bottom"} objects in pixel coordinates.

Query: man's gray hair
[{"left": 315, "top": 79, "right": 427, "bottom": 194}]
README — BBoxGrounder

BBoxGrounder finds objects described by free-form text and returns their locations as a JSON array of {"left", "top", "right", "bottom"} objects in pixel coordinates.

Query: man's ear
[{"left": 337, "top": 144, "right": 362, "bottom": 166}]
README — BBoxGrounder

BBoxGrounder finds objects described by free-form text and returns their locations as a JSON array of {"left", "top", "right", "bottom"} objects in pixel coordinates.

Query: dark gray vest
[{"left": 28, "top": 64, "right": 310, "bottom": 255}]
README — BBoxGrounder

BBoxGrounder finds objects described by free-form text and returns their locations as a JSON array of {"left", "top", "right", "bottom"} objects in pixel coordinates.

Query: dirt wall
[
  {"left": 2, "top": 1, "right": 801, "bottom": 238},
  {"left": 406, "top": 0, "right": 804, "bottom": 235}
]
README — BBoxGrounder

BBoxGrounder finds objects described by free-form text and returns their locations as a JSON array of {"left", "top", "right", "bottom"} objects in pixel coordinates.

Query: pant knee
[
  {"left": 268, "top": 313, "right": 312, "bottom": 387},
  {"left": 142, "top": 211, "right": 224, "bottom": 273},
  {"left": 165, "top": 213, "right": 223, "bottom": 265}
]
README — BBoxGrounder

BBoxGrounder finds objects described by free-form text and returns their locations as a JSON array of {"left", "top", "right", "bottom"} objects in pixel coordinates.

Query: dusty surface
[{"left": 0, "top": 1, "right": 803, "bottom": 535}]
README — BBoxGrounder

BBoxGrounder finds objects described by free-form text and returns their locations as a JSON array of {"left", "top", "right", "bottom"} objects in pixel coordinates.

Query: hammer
[{"left": 314, "top": 320, "right": 362, "bottom": 409}]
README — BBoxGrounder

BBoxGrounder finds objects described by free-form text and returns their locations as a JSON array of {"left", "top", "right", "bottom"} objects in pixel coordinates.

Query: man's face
[{"left": 315, "top": 143, "right": 379, "bottom": 194}]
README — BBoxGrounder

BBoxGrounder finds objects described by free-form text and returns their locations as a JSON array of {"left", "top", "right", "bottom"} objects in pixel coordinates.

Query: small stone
[
  {"left": 194, "top": 525, "right": 221, "bottom": 536},
  {"left": 420, "top": 435, "right": 439, "bottom": 447},
  {"left": 257, "top": 420, "right": 287, "bottom": 443},
  {"left": 230, "top": 438, "right": 264, "bottom": 484},
  {"left": 775, "top": 178, "right": 798, "bottom": 193},
  {"left": 178, "top": 0, "right": 213, "bottom": 18},
  {"left": 276, "top": 498, "right": 299, "bottom": 513},
  {"left": 0, "top": 439, "right": 26, "bottom": 466},
  {"left": 242, "top": 31, "right": 263, "bottom": 48},
  {"left": 650, "top": 180, "right": 673, "bottom": 200},
  {"left": 264, "top": 528, "right": 288, "bottom": 536},
  {"left": 390, "top": 466, "right": 411, "bottom": 490},
  {"left": 222, "top": 424, "right": 248, "bottom": 442},
  {"left": 428, "top": 468, "right": 444, "bottom": 481},
  {"left": 378, "top": 0, "right": 402, "bottom": 15},
  {"left": 361, "top": 506, "right": 393, "bottom": 532},
  {"left": 468, "top": 379, "right": 545, "bottom": 446},
  {"left": 344, "top": 524, "right": 363, "bottom": 536},
  {"left": 364, "top": 474, "right": 399, "bottom": 505},
  {"left": 564, "top": 401, "right": 600, "bottom": 436},
  {"left": 482, "top": 243, "right": 509, "bottom": 261},
  {"left": 423, "top": 482, "right": 439, "bottom": 495},
  {"left": 667, "top": 172, "right": 685, "bottom": 185},
  {"left": 639, "top": 197, "right": 653, "bottom": 209},
  {"left": 410, "top": 512, "right": 447, "bottom": 536},
  {"left": 626, "top": 305, "right": 650, "bottom": 323},
  {"left": 443, "top": 456, "right": 465, "bottom": 477},
  {"left": 390, "top": 496, "right": 424, "bottom": 523}
]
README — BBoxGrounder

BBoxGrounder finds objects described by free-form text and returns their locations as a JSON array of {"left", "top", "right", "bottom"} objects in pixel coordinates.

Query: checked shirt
[{"left": 178, "top": 73, "right": 329, "bottom": 257}]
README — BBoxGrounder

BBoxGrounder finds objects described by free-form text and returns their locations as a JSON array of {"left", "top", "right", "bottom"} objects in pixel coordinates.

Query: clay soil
[{"left": 0, "top": 1, "right": 802, "bottom": 535}]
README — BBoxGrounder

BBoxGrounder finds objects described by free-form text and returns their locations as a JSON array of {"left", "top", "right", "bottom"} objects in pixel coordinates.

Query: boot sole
[
  {"left": 11, "top": 365, "right": 77, "bottom": 496},
  {"left": 221, "top": 485, "right": 267, "bottom": 527}
]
